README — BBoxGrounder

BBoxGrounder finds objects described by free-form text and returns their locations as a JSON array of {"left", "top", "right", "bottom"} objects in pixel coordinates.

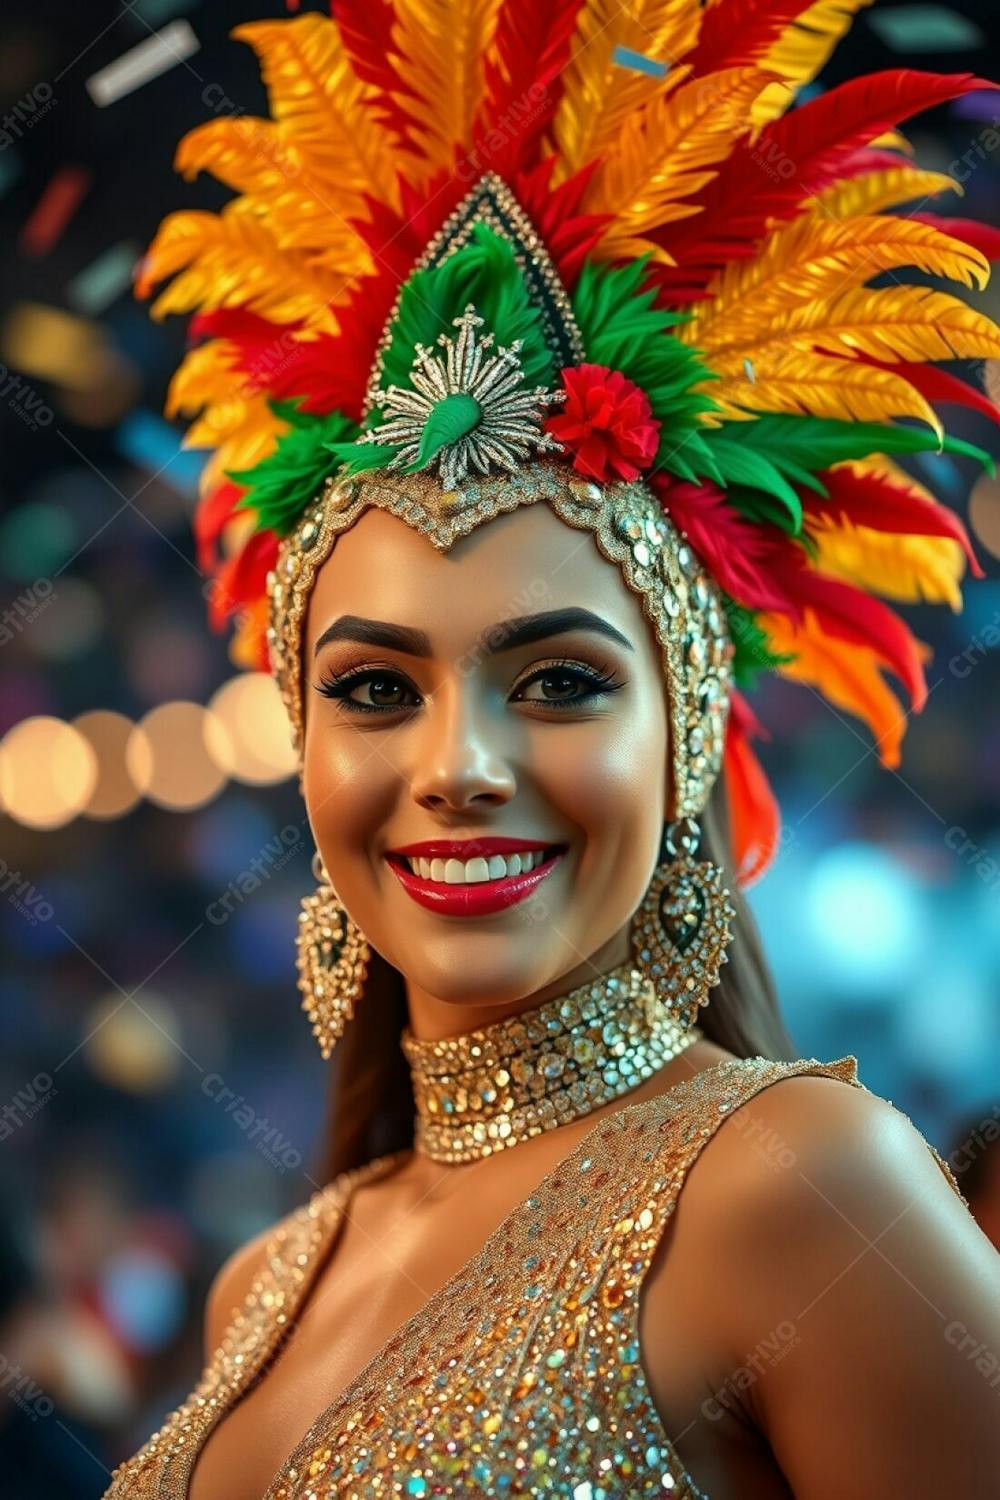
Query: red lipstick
[{"left": 384, "top": 838, "right": 567, "bottom": 916}]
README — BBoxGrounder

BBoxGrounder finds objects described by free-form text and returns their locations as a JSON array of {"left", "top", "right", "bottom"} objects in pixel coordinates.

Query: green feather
[
  {"left": 724, "top": 598, "right": 797, "bottom": 689},
  {"left": 720, "top": 414, "right": 992, "bottom": 476},
  {"left": 573, "top": 256, "right": 722, "bottom": 476},
  {"left": 229, "top": 401, "right": 359, "bottom": 536},
  {"left": 326, "top": 439, "right": 403, "bottom": 474},
  {"left": 382, "top": 223, "right": 554, "bottom": 393},
  {"left": 703, "top": 437, "right": 803, "bottom": 532}
]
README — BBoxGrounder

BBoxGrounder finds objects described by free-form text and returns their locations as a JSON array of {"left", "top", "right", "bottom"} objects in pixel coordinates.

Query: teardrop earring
[
  {"left": 295, "top": 849, "right": 371, "bottom": 1059},
  {"left": 631, "top": 816, "right": 735, "bottom": 1030}
]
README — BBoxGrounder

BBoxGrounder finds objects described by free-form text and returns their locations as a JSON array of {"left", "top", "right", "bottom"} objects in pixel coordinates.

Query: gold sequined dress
[{"left": 102, "top": 1055, "right": 963, "bottom": 1499}]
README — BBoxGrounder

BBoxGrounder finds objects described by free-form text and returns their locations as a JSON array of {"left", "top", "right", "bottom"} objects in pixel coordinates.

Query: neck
[
  {"left": 401, "top": 927, "right": 633, "bottom": 1043},
  {"left": 401, "top": 958, "right": 701, "bottom": 1164}
]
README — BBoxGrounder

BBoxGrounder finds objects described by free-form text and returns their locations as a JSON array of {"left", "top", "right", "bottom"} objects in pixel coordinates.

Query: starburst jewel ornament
[{"left": 366, "top": 305, "right": 565, "bottom": 490}]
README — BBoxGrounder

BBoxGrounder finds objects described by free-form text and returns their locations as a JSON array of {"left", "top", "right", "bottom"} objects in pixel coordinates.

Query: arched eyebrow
[{"left": 312, "top": 607, "right": 634, "bottom": 659}]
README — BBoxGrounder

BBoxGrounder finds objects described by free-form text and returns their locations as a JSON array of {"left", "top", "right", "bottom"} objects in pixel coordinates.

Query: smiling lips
[{"left": 384, "top": 837, "right": 567, "bottom": 916}]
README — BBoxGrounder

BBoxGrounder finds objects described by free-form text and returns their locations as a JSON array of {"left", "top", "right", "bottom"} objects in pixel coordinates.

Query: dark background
[{"left": 1, "top": 1, "right": 998, "bottom": 1491}]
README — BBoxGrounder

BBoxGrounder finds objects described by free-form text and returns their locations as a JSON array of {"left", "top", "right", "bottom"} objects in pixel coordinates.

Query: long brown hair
[{"left": 315, "top": 765, "right": 796, "bottom": 1182}]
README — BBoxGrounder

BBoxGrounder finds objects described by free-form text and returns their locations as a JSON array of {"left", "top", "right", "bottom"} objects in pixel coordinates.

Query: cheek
[
  {"left": 302, "top": 723, "right": 391, "bottom": 872},
  {"left": 538, "top": 716, "right": 667, "bottom": 871}
]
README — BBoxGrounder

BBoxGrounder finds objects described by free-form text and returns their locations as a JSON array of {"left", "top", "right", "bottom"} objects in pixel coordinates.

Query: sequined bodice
[{"left": 102, "top": 1055, "right": 962, "bottom": 1499}]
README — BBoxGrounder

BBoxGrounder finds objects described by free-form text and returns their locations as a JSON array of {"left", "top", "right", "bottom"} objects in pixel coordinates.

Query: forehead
[{"left": 304, "top": 500, "right": 657, "bottom": 655}]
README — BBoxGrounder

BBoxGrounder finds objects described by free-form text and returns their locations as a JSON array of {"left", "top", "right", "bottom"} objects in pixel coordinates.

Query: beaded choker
[{"left": 400, "top": 962, "right": 702, "bottom": 1163}]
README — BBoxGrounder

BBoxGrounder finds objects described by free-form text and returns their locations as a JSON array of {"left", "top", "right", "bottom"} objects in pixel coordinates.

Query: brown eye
[
  {"left": 512, "top": 661, "right": 625, "bottom": 709},
  {"left": 315, "top": 668, "right": 421, "bottom": 714}
]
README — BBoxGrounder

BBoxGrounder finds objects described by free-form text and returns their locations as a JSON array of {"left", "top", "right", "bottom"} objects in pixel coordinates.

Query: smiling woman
[{"left": 104, "top": 3, "right": 1000, "bottom": 1498}]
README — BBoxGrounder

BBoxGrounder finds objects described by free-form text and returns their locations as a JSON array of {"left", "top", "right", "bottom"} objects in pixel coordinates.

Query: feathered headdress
[{"left": 139, "top": 0, "right": 1000, "bottom": 887}]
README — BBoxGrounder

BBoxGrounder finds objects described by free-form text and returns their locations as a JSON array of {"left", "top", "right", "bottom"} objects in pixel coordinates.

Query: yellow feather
[
  {"left": 757, "top": 606, "right": 911, "bottom": 767},
  {"left": 585, "top": 67, "right": 773, "bottom": 259},
  {"left": 686, "top": 213, "right": 990, "bottom": 354},
  {"left": 748, "top": 0, "right": 875, "bottom": 128},
  {"left": 549, "top": 0, "right": 702, "bottom": 183},
  {"left": 176, "top": 117, "right": 301, "bottom": 197},
  {"left": 166, "top": 341, "right": 242, "bottom": 420},
  {"left": 233, "top": 14, "right": 403, "bottom": 210},
  {"left": 141, "top": 203, "right": 345, "bottom": 331},
  {"left": 776, "top": 283, "right": 1000, "bottom": 363},
  {"left": 231, "top": 596, "right": 271, "bottom": 671},
  {"left": 201, "top": 412, "right": 282, "bottom": 491},
  {"left": 869, "top": 129, "right": 914, "bottom": 154},
  {"left": 809, "top": 166, "right": 960, "bottom": 220},
  {"left": 704, "top": 346, "right": 941, "bottom": 428},
  {"left": 174, "top": 117, "right": 371, "bottom": 275},
  {"left": 808, "top": 516, "right": 966, "bottom": 610},
  {"left": 387, "top": 0, "right": 503, "bottom": 174}
]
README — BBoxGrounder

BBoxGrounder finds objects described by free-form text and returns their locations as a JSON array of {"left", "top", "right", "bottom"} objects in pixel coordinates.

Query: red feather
[
  {"left": 646, "top": 147, "right": 907, "bottom": 304},
  {"left": 858, "top": 355, "right": 1000, "bottom": 429},
  {"left": 194, "top": 481, "right": 244, "bottom": 574},
  {"left": 724, "top": 689, "right": 781, "bottom": 888},
  {"left": 652, "top": 476, "right": 803, "bottom": 615},
  {"left": 804, "top": 466, "right": 985, "bottom": 577},
  {"left": 910, "top": 213, "right": 1000, "bottom": 261},
  {"left": 650, "top": 72, "right": 995, "bottom": 299},
  {"left": 513, "top": 157, "right": 610, "bottom": 289},
  {"left": 766, "top": 547, "right": 929, "bottom": 710},
  {"left": 331, "top": 0, "right": 415, "bottom": 141},
  {"left": 209, "top": 529, "right": 279, "bottom": 631},
  {"left": 472, "top": 0, "right": 587, "bottom": 177},
  {"left": 653, "top": 476, "right": 928, "bottom": 709},
  {"left": 688, "top": 0, "right": 814, "bottom": 76},
  {"left": 192, "top": 264, "right": 398, "bottom": 422}
]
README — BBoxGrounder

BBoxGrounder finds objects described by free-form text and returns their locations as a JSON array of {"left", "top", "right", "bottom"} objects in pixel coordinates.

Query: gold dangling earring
[
  {"left": 295, "top": 849, "right": 370, "bottom": 1059},
  {"left": 631, "top": 816, "right": 736, "bottom": 1030}
]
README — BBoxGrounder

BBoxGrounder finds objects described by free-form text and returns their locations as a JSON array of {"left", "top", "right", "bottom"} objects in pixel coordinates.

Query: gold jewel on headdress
[{"left": 401, "top": 961, "right": 702, "bottom": 1164}]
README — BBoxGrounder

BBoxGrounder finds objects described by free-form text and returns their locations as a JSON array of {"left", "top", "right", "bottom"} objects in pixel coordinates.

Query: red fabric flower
[{"left": 546, "top": 363, "right": 660, "bottom": 482}]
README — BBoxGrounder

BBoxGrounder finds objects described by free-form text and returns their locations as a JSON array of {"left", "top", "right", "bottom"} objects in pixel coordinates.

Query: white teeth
[{"left": 406, "top": 849, "right": 551, "bottom": 883}]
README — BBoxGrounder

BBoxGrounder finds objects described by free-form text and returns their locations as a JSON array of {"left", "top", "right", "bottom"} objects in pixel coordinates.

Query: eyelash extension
[{"left": 313, "top": 658, "right": 626, "bottom": 716}]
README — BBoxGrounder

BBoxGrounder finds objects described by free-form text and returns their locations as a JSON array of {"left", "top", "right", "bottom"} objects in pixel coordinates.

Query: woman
[{"left": 105, "top": 4, "right": 1000, "bottom": 1496}]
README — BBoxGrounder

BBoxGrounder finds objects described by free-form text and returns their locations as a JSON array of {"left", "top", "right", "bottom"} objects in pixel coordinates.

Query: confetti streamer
[
  {"left": 952, "top": 90, "right": 1000, "bottom": 123},
  {"left": 611, "top": 45, "right": 669, "bottom": 79},
  {"left": 867, "top": 6, "right": 984, "bottom": 54},
  {"left": 86, "top": 20, "right": 200, "bottom": 107},
  {"left": 116, "top": 410, "right": 206, "bottom": 496},
  {"left": 20, "top": 166, "right": 92, "bottom": 258},
  {"left": 67, "top": 243, "right": 141, "bottom": 315}
]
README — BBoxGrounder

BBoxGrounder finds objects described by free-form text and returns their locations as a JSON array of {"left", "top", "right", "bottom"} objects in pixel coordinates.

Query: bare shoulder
[{"left": 654, "top": 1065, "right": 1000, "bottom": 1495}]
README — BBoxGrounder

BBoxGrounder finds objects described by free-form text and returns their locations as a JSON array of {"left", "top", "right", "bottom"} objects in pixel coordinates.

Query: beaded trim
[
  {"left": 401, "top": 961, "right": 702, "bottom": 1163},
  {"left": 363, "top": 172, "right": 586, "bottom": 417},
  {"left": 266, "top": 459, "right": 733, "bottom": 821}
]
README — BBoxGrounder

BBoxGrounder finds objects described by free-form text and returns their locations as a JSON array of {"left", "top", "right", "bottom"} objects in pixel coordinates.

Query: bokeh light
[
  {"left": 805, "top": 842, "right": 924, "bottom": 995},
  {"left": 0, "top": 714, "right": 98, "bottom": 828},
  {"left": 126, "top": 701, "right": 232, "bottom": 810},
  {"left": 73, "top": 709, "right": 143, "bottom": 819},
  {"left": 969, "top": 474, "right": 1000, "bottom": 562},
  {"left": 83, "top": 990, "right": 184, "bottom": 1092},
  {"left": 208, "top": 672, "right": 298, "bottom": 785}
]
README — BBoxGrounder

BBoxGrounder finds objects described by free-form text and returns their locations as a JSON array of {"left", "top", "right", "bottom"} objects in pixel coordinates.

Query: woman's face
[{"left": 302, "top": 500, "right": 674, "bottom": 1030}]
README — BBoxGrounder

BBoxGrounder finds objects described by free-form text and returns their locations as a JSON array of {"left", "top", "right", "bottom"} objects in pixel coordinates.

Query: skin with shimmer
[{"left": 186, "top": 502, "right": 1000, "bottom": 1500}]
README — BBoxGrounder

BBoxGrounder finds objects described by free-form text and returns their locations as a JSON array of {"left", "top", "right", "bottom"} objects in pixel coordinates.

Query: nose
[{"left": 409, "top": 678, "right": 516, "bottom": 814}]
